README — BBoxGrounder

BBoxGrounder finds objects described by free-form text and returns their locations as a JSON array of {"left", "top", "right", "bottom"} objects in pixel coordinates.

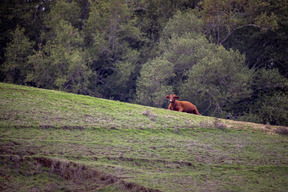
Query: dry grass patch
[{"left": 142, "top": 109, "right": 156, "bottom": 121}]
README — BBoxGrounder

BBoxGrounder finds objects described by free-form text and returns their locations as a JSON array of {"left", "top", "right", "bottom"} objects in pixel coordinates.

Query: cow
[{"left": 166, "top": 93, "right": 200, "bottom": 115}]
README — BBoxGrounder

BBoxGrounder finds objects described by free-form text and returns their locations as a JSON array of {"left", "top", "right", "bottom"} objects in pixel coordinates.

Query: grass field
[{"left": 0, "top": 82, "right": 288, "bottom": 191}]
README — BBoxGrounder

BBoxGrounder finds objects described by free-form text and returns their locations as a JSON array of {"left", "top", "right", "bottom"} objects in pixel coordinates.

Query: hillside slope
[{"left": 0, "top": 83, "right": 288, "bottom": 192}]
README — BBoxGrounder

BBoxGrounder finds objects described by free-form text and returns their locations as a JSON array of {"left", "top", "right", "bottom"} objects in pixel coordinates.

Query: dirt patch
[
  {"left": 39, "top": 125, "right": 85, "bottom": 130},
  {"left": 7, "top": 88, "right": 30, "bottom": 92},
  {"left": 106, "top": 156, "right": 195, "bottom": 168},
  {"left": 1, "top": 155, "right": 162, "bottom": 192},
  {"left": 1, "top": 88, "right": 31, "bottom": 96},
  {"left": 10, "top": 125, "right": 85, "bottom": 130},
  {"left": 142, "top": 110, "right": 156, "bottom": 121},
  {"left": 35, "top": 156, "right": 162, "bottom": 191},
  {"left": 274, "top": 126, "right": 288, "bottom": 135},
  {"left": 61, "top": 126, "right": 85, "bottom": 130}
]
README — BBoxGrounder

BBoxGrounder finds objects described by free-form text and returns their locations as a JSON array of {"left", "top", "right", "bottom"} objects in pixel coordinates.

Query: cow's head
[{"left": 166, "top": 93, "right": 179, "bottom": 103}]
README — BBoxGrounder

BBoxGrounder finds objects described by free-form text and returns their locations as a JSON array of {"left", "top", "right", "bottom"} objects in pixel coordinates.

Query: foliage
[
  {"left": 136, "top": 57, "right": 174, "bottom": 107},
  {"left": 180, "top": 45, "right": 253, "bottom": 117},
  {"left": 44, "top": 0, "right": 82, "bottom": 29},
  {"left": 237, "top": 69, "right": 288, "bottom": 125},
  {"left": 195, "top": 0, "right": 288, "bottom": 76},
  {"left": 27, "top": 1, "right": 91, "bottom": 94},
  {"left": 1, "top": 26, "right": 34, "bottom": 84},
  {"left": 196, "top": 0, "right": 279, "bottom": 45},
  {"left": 84, "top": 0, "right": 144, "bottom": 100},
  {"left": 254, "top": 91, "right": 288, "bottom": 126},
  {"left": 137, "top": 11, "right": 206, "bottom": 108},
  {"left": 161, "top": 10, "right": 204, "bottom": 42},
  {"left": 0, "top": 0, "right": 288, "bottom": 125},
  {"left": 253, "top": 68, "right": 288, "bottom": 92},
  {"left": 138, "top": 11, "right": 253, "bottom": 118}
]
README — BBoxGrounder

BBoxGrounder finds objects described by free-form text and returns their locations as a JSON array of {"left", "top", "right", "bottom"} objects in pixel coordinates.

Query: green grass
[{"left": 1, "top": 82, "right": 288, "bottom": 191}]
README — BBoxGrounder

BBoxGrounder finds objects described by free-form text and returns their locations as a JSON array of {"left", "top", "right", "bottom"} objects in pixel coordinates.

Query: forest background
[{"left": 1, "top": 0, "right": 287, "bottom": 126}]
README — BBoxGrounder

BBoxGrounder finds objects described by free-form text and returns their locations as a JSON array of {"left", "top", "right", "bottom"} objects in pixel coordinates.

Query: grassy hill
[{"left": 0, "top": 82, "right": 288, "bottom": 192}]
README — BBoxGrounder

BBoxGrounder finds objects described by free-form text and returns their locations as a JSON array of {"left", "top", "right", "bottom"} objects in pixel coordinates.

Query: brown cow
[{"left": 166, "top": 93, "right": 200, "bottom": 115}]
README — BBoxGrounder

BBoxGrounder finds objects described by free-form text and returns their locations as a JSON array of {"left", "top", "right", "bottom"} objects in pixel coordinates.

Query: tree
[
  {"left": 44, "top": 0, "right": 82, "bottom": 30},
  {"left": 179, "top": 41, "right": 253, "bottom": 116},
  {"left": 254, "top": 91, "right": 288, "bottom": 126},
  {"left": 0, "top": 0, "right": 50, "bottom": 58},
  {"left": 84, "top": 0, "right": 143, "bottom": 99},
  {"left": 236, "top": 68, "right": 288, "bottom": 125},
  {"left": 2, "top": 26, "right": 34, "bottom": 84},
  {"left": 196, "top": 0, "right": 288, "bottom": 77},
  {"left": 136, "top": 56, "right": 174, "bottom": 107},
  {"left": 196, "top": 0, "right": 279, "bottom": 45},
  {"left": 161, "top": 10, "right": 204, "bottom": 42},
  {"left": 28, "top": 0, "right": 91, "bottom": 94},
  {"left": 137, "top": 11, "right": 253, "bottom": 116}
]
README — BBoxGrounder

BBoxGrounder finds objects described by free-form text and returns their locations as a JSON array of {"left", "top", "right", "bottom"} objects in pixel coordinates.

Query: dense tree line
[{"left": 1, "top": 0, "right": 287, "bottom": 126}]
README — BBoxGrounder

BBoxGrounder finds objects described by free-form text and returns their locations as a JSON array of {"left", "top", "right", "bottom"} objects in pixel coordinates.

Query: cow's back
[{"left": 180, "top": 101, "right": 198, "bottom": 114}]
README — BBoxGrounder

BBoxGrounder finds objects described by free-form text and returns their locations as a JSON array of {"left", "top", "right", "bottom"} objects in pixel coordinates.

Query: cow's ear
[
  {"left": 174, "top": 96, "right": 180, "bottom": 100},
  {"left": 166, "top": 96, "right": 170, "bottom": 99}
]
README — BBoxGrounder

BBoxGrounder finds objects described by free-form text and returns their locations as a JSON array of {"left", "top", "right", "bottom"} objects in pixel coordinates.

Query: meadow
[{"left": 0, "top": 83, "right": 287, "bottom": 191}]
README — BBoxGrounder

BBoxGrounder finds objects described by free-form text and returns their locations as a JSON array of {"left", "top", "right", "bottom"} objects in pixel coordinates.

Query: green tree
[
  {"left": 136, "top": 56, "right": 174, "bottom": 107},
  {"left": 254, "top": 91, "right": 288, "bottom": 126},
  {"left": 105, "top": 49, "right": 140, "bottom": 101},
  {"left": 161, "top": 10, "right": 203, "bottom": 42},
  {"left": 0, "top": 0, "right": 50, "bottom": 51},
  {"left": 84, "top": 0, "right": 143, "bottom": 99},
  {"left": 26, "top": 43, "right": 55, "bottom": 89},
  {"left": 2, "top": 26, "right": 34, "bottom": 84},
  {"left": 196, "top": 0, "right": 288, "bottom": 76},
  {"left": 28, "top": 0, "right": 91, "bottom": 94},
  {"left": 222, "top": 0, "right": 288, "bottom": 77},
  {"left": 179, "top": 42, "right": 253, "bottom": 116},
  {"left": 44, "top": 0, "right": 82, "bottom": 30},
  {"left": 137, "top": 10, "right": 253, "bottom": 118},
  {"left": 196, "top": 0, "right": 279, "bottom": 45},
  {"left": 132, "top": 0, "right": 201, "bottom": 68},
  {"left": 237, "top": 68, "right": 288, "bottom": 125},
  {"left": 0, "top": 0, "right": 55, "bottom": 83}
]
